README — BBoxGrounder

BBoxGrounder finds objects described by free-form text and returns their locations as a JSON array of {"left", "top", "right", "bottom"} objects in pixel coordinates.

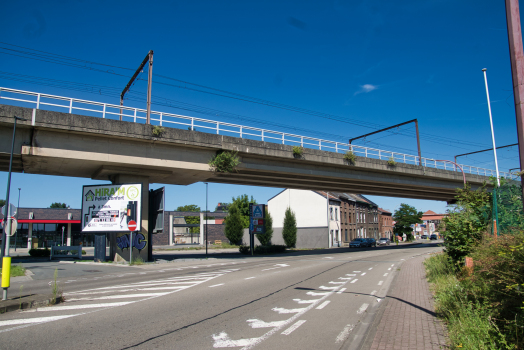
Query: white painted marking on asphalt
[
  {"left": 306, "top": 291, "right": 330, "bottom": 296},
  {"left": 339, "top": 277, "right": 351, "bottom": 280},
  {"left": 370, "top": 290, "right": 377, "bottom": 296},
  {"left": 388, "top": 268, "right": 391, "bottom": 271},
  {"left": 329, "top": 281, "right": 345, "bottom": 285},
  {"left": 353, "top": 271, "right": 361, "bottom": 273},
  {"left": 357, "top": 303, "right": 369, "bottom": 314},
  {"left": 368, "top": 268, "right": 373, "bottom": 270},
  {"left": 401, "top": 259, "right": 405, "bottom": 260},
  {"left": 66, "top": 293, "right": 169, "bottom": 301},
  {"left": 275, "top": 264, "right": 289, "bottom": 267},
  {"left": 245, "top": 277, "right": 255, "bottom": 280},
  {"left": 281, "top": 320, "right": 306, "bottom": 335},
  {"left": 324, "top": 257, "right": 334, "bottom": 259},
  {"left": 272, "top": 307, "right": 307, "bottom": 314},
  {"left": 335, "top": 324, "right": 355, "bottom": 343},
  {"left": 391, "top": 264, "right": 394, "bottom": 266},
  {"left": 378, "top": 281, "right": 383, "bottom": 286},
  {"left": 209, "top": 284, "right": 224, "bottom": 288},
  {"left": 346, "top": 274, "right": 356, "bottom": 277},
  {"left": 383, "top": 273, "right": 388, "bottom": 276},
  {"left": 0, "top": 314, "right": 81, "bottom": 327},
  {"left": 316, "top": 301, "right": 331, "bottom": 310},
  {"left": 361, "top": 272, "right": 366, "bottom": 276},
  {"left": 212, "top": 332, "right": 258, "bottom": 348},
  {"left": 336, "top": 288, "right": 347, "bottom": 294},
  {"left": 319, "top": 286, "right": 338, "bottom": 290},
  {"left": 293, "top": 298, "right": 320, "bottom": 304},
  {"left": 247, "top": 319, "right": 287, "bottom": 328},
  {"left": 350, "top": 279, "right": 358, "bottom": 283},
  {"left": 36, "top": 302, "right": 133, "bottom": 312}
]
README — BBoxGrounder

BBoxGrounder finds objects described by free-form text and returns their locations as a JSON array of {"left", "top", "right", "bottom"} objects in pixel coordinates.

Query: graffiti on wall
[{"left": 116, "top": 233, "right": 147, "bottom": 251}]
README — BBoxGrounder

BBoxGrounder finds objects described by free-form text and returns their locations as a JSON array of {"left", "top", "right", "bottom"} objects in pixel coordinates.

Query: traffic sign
[
  {"left": 253, "top": 205, "right": 264, "bottom": 218},
  {"left": 1, "top": 204, "right": 16, "bottom": 218},
  {"left": 7, "top": 218, "right": 17, "bottom": 236},
  {"left": 127, "top": 220, "right": 137, "bottom": 231}
]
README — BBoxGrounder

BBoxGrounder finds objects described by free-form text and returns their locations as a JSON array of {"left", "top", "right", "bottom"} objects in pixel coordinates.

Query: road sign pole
[{"left": 130, "top": 231, "right": 133, "bottom": 264}]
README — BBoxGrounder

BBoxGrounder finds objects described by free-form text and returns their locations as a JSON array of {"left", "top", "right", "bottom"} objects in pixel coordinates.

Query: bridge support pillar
[{"left": 109, "top": 174, "right": 152, "bottom": 262}]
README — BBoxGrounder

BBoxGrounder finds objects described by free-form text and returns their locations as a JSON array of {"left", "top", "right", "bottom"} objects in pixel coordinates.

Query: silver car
[{"left": 377, "top": 238, "right": 390, "bottom": 246}]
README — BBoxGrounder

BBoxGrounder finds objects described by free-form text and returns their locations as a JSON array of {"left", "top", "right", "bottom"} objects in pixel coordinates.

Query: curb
[{"left": 0, "top": 294, "right": 64, "bottom": 314}]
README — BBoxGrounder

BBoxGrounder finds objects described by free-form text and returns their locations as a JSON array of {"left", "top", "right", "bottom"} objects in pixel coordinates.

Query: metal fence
[{"left": 0, "top": 86, "right": 516, "bottom": 179}]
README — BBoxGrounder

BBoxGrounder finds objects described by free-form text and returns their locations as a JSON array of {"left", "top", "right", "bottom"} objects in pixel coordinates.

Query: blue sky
[{"left": 0, "top": 0, "right": 521, "bottom": 215}]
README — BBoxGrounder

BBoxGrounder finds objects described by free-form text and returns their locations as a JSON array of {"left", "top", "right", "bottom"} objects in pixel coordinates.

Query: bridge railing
[{"left": 0, "top": 87, "right": 516, "bottom": 180}]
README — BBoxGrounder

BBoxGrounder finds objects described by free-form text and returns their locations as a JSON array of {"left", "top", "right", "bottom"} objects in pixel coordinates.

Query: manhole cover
[{"left": 82, "top": 270, "right": 102, "bottom": 273}]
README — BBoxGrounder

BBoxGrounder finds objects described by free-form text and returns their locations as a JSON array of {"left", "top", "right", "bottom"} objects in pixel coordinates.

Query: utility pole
[
  {"left": 505, "top": 0, "right": 524, "bottom": 209},
  {"left": 120, "top": 50, "right": 154, "bottom": 124}
]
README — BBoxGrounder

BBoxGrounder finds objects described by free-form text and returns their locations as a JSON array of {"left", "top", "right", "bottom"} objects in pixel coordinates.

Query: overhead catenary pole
[
  {"left": 505, "top": 0, "right": 524, "bottom": 210},
  {"left": 454, "top": 144, "right": 518, "bottom": 165},
  {"left": 349, "top": 119, "right": 422, "bottom": 166},
  {"left": 482, "top": 69, "right": 501, "bottom": 187},
  {"left": 120, "top": 50, "right": 154, "bottom": 123}
]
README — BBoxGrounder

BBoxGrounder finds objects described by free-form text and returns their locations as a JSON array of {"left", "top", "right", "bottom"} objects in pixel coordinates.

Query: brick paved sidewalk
[{"left": 369, "top": 255, "right": 447, "bottom": 350}]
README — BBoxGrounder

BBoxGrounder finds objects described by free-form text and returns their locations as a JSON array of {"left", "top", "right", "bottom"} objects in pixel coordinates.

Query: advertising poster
[{"left": 81, "top": 184, "right": 142, "bottom": 232}]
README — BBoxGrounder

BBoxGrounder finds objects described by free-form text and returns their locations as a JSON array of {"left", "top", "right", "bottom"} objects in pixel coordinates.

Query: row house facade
[
  {"left": 331, "top": 193, "right": 379, "bottom": 245},
  {"left": 378, "top": 208, "right": 393, "bottom": 239}
]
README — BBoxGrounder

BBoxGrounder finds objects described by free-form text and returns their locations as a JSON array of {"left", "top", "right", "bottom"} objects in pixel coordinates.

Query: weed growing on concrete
[
  {"left": 387, "top": 157, "right": 396, "bottom": 166},
  {"left": 209, "top": 150, "right": 240, "bottom": 173},
  {"left": 50, "top": 268, "right": 62, "bottom": 305},
  {"left": 152, "top": 125, "right": 165, "bottom": 137},
  {"left": 130, "top": 256, "right": 145, "bottom": 266},
  {"left": 10, "top": 264, "right": 26, "bottom": 277},
  {"left": 343, "top": 151, "right": 356, "bottom": 165},
  {"left": 292, "top": 146, "right": 304, "bottom": 158}
]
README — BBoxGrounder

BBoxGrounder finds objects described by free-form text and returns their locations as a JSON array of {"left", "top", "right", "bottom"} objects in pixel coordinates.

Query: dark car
[
  {"left": 349, "top": 238, "right": 367, "bottom": 248},
  {"left": 378, "top": 237, "right": 391, "bottom": 246},
  {"left": 365, "top": 238, "right": 377, "bottom": 247},
  {"left": 421, "top": 235, "right": 428, "bottom": 240},
  {"left": 430, "top": 234, "right": 438, "bottom": 240}
]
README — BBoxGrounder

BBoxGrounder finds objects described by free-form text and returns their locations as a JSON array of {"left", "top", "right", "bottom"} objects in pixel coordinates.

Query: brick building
[{"left": 378, "top": 208, "right": 393, "bottom": 239}]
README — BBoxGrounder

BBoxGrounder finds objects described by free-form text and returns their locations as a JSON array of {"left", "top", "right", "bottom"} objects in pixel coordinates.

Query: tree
[
  {"left": 257, "top": 209, "right": 273, "bottom": 246},
  {"left": 0, "top": 199, "right": 5, "bottom": 207},
  {"left": 175, "top": 205, "right": 201, "bottom": 234},
  {"left": 282, "top": 207, "right": 297, "bottom": 248},
  {"left": 50, "top": 202, "right": 67, "bottom": 208},
  {"left": 224, "top": 203, "right": 244, "bottom": 245},
  {"left": 231, "top": 194, "right": 257, "bottom": 228},
  {"left": 393, "top": 203, "right": 423, "bottom": 242}
]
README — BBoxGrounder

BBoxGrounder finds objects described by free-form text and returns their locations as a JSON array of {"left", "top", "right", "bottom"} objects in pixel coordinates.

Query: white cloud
[{"left": 354, "top": 84, "right": 378, "bottom": 95}]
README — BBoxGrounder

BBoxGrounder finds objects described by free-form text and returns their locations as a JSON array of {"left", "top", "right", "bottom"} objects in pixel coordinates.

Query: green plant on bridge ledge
[
  {"left": 344, "top": 151, "right": 357, "bottom": 165},
  {"left": 209, "top": 150, "right": 240, "bottom": 173},
  {"left": 292, "top": 146, "right": 304, "bottom": 158},
  {"left": 387, "top": 157, "right": 396, "bottom": 167},
  {"left": 152, "top": 125, "right": 165, "bottom": 137}
]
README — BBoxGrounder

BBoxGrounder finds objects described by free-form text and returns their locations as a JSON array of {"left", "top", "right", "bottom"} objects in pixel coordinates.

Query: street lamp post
[
  {"left": 205, "top": 183, "right": 208, "bottom": 257},
  {"left": 482, "top": 68, "right": 501, "bottom": 187}
]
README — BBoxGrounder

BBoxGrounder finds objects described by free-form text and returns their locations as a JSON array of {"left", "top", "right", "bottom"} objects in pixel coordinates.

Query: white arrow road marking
[
  {"left": 336, "top": 288, "right": 347, "bottom": 294},
  {"left": 316, "top": 301, "right": 331, "bottom": 310},
  {"left": 357, "top": 303, "right": 369, "bottom": 314},
  {"left": 350, "top": 279, "right": 358, "bottom": 283},
  {"left": 335, "top": 324, "right": 355, "bottom": 343},
  {"left": 306, "top": 291, "right": 330, "bottom": 296},
  {"left": 378, "top": 281, "right": 383, "bottom": 286},
  {"left": 272, "top": 307, "right": 307, "bottom": 314},
  {"left": 281, "top": 320, "right": 306, "bottom": 335},
  {"left": 247, "top": 319, "right": 287, "bottom": 328},
  {"left": 0, "top": 314, "right": 81, "bottom": 327},
  {"left": 293, "top": 298, "right": 320, "bottom": 304},
  {"left": 212, "top": 332, "right": 259, "bottom": 348}
]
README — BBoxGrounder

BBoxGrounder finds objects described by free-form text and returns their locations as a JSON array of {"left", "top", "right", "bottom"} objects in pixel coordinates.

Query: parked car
[
  {"left": 378, "top": 237, "right": 390, "bottom": 246},
  {"left": 349, "top": 238, "right": 367, "bottom": 248},
  {"left": 365, "top": 238, "right": 377, "bottom": 247},
  {"left": 420, "top": 235, "right": 428, "bottom": 240},
  {"left": 430, "top": 234, "right": 438, "bottom": 240}
]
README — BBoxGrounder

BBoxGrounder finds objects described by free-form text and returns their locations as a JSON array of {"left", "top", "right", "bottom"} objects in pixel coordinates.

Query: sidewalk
[{"left": 365, "top": 255, "right": 447, "bottom": 350}]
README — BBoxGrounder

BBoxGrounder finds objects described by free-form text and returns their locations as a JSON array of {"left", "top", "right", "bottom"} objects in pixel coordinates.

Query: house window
[
  {"left": 345, "top": 229, "right": 348, "bottom": 241},
  {"left": 330, "top": 207, "right": 333, "bottom": 220},
  {"left": 335, "top": 208, "right": 338, "bottom": 221}
]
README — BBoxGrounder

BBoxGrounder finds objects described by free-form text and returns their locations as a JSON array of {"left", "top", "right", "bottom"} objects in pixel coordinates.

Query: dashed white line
[
  {"left": 388, "top": 268, "right": 392, "bottom": 271},
  {"left": 361, "top": 272, "right": 366, "bottom": 276},
  {"left": 247, "top": 319, "right": 287, "bottom": 328},
  {"left": 245, "top": 277, "right": 255, "bottom": 280},
  {"left": 378, "top": 281, "right": 383, "bottom": 286},
  {"left": 391, "top": 264, "right": 394, "bottom": 266},
  {"left": 281, "top": 320, "right": 307, "bottom": 335},
  {"left": 209, "top": 284, "right": 224, "bottom": 288},
  {"left": 272, "top": 307, "right": 307, "bottom": 314},
  {"left": 346, "top": 274, "right": 356, "bottom": 277},
  {"left": 335, "top": 324, "right": 355, "bottom": 343},
  {"left": 316, "top": 301, "right": 331, "bottom": 310},
  {"left": 350, "top": 279, "right": 358, "bottom": 284},
  {"left": 0, "top": 314, "right": 81, "bottom": 326},
  {"left": 383, "top": 273, "right": 388, "bottom": 276},
  {"left": 36, "top": 302, "right": 133, "bottom": 312},
  {"left": 336, "top": 288, "right": 347, "bottom": 294},
  {"left": 368, "top": 268, "right": 373, "bottom": 270},
  {"left": 357, "top": 303, "right": 369, "bottom": 314},
  {"left": 353, "top": 271, "right": 361, "bottom": 273}
]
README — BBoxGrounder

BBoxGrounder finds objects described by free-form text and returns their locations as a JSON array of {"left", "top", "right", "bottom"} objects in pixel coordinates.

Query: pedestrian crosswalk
[{"left": 0, "top": 270, "right": 233, "bottom": 333}]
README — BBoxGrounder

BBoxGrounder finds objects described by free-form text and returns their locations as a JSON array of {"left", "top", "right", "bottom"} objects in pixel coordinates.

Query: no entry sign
[{"left": 127, "top": 220, "right": 137, "bottom": 231}]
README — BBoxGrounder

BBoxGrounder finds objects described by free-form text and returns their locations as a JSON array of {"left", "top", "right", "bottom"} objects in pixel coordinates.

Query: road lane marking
[
  {"left": 316, "top": 301, "right": 331, "bottom": 309},
  {"left": 357, "top": 303, "right": 369, "bottom": 314},
  {"left": 281, "top": 320, "right": 306, "bottom": 335},
  {"left": 307, "top": 291, "right": 330, "bottom": 296},
  {"left": 368, "top": 268, "right": 373, "bottom": 270},
  {"left": 346, "top": 274, "right": 356, "bottom": 276},
  {"left": 383, "top": 273, "right": 388, "bottom": 276},
  {"left": 212, "top": 332, "right": 258, "bottom": 347},
  {"left": 0, "top": 314, "right": 81, "bottom": 327},
  {"left": 209, "top": 284, "right": 224, "bottom": 288},
  {"left": 360, "top": 272, "right": 366, "bottom": 276},
  {"left": 339, "top": 277, "right": 351, "bottom": 280},
  {"left": 335, "top": 324, "right": 355, "bottom": 343},
  {"left": 336, "top": 288, "right": 347, "bottom": 294},
  {"left": 370, "top": 290, "right": 377, "bottom": 296},
  {"left": 329, "top": 281, "right": 345, "bottom": 285},
  {"left": 66, "top": 293, "right": 169, "bottom": 301},
  {"left": 319, "top": 286, "right": 339, "bottom": 290},
  {"left": 353, "top": 271, "right": 361, "bottom": 273},
  {"left": 388, "top": 268, "right": 391, "bottom": 271},
  {"left": 245, "top": 277, "right": 255, "bottom": 280},
  {"left": 391, "top": 264, "right": 394, "bottom": 266},
  {"left": 272, "top": 307, "right": 307, "bottom": 314},
  {"left": 378, "top": 281, "right": 383, "bottom": 286},
  {"left": 247, "top": 319, "right": 287, "bottom": 328},
  {"left": 293, "top": 298, "right": 320, "bottom": 304},
  {"left": 324, "top": 257, "right": 334, "bottom": 259},
  {"left": 35, "top": 302, "right": 133, "bottom": 312},
  {"left": 350, "top": 279, "right": 358, "bottom": 283}
]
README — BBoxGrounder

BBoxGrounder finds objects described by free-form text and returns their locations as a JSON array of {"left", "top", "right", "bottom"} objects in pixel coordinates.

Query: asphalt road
[{"left": 0, "top": 242, "right": 442, "bottom": 350}]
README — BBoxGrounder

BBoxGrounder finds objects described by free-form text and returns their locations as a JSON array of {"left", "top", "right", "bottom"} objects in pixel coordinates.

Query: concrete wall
[
  {"left": 269, "top": 189, "right": 329, "bottom": 227},
  {"left": 242, "top": 226, "right": 328, "bottom": 249}
]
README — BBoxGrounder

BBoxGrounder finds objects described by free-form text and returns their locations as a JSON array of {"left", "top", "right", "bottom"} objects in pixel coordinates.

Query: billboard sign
[
  {"left": 81, "top": 184, "right": 142, "bottom": 232},
  {"left": 249, "top": 203, "right": 266, "bottom": 234}
]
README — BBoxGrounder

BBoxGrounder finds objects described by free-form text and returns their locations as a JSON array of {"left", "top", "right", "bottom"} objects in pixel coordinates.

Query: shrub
[
  {"left": 343, "top": 151, "right": 356, "bottom": 165},
  {"left": 29, "top": 248, "right": 50, "bottom": 257},
  {"left": 238, "top": 245, "right": 286, "bottom": 255},
  {"left": 82, "top": 250, "right": 86, "bottom": 255},
  {"left": 257, "top": 210, "right": 273, "bottom": 246},
  {"left": 292, "top": 146, "right": 303, "bottom": 158},
  {"left": 224, "top": 203, "right": 244, "bottom": 245},
  {"left": 387, "top": 157, "right": 396, "bottom": 166},
  {"left": 152, "top": 125, "right": 165, "bottom": 136},
  {"left": 238, "top": 245, "right": 250, "bottom": 254},
  {"left": 282, "top": 207, "right": 297, "bottom": 248},
  {"left": 209, "top": 150, "right": 240, "bottom": 173}
]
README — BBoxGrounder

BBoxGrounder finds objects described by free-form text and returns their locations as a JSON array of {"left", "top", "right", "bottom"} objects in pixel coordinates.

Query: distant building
[{"left": 378, "top": 208, "right": 393, "bottom": 238}]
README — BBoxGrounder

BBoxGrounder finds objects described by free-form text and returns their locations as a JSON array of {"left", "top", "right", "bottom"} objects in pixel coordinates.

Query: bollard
[{"left": 2, "top": 257, "right": 11, "bottom": 300}]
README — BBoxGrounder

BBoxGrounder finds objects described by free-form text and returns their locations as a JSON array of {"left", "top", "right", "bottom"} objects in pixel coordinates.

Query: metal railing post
[
  {"left": 335, "top": 142, "right": 338, "bottom": 153},
  {"left": 102, "top": 104, "right": 106, "bottom": 119},
  {"left": 261, "top": 130, "right": 264, "bottom": 142},
  {"left": 282, "top": 133, "right": 285, "bottom": 145},
  {"left": 301, "top": 137, "right": 304, "bottom": 147},
  {"left": 240, "top": 126, "right": 243, "bottom": 138},
  {"left": 160, "top": 113, "right": 163, "bottom": 126},
  {"left": 134, "top": 108, "right": 137, "bottom": 123},
  {"left": 379, "top": 150, "right": 381, "bottom": 159},
  {"left": 319, "top": 140, "right": 322, "bottom": 150},
  {"left": 69, "top": 99, "right": 73, "bottom": 114},
  {"left": 217, "top": 122, "right": 219, "bottom": 135},
  {"left": 36, "top": 94, "right": 41, "bottom": 109},
  {"left": 191, "top": 118, "right": 194, "bottom": 131}
]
